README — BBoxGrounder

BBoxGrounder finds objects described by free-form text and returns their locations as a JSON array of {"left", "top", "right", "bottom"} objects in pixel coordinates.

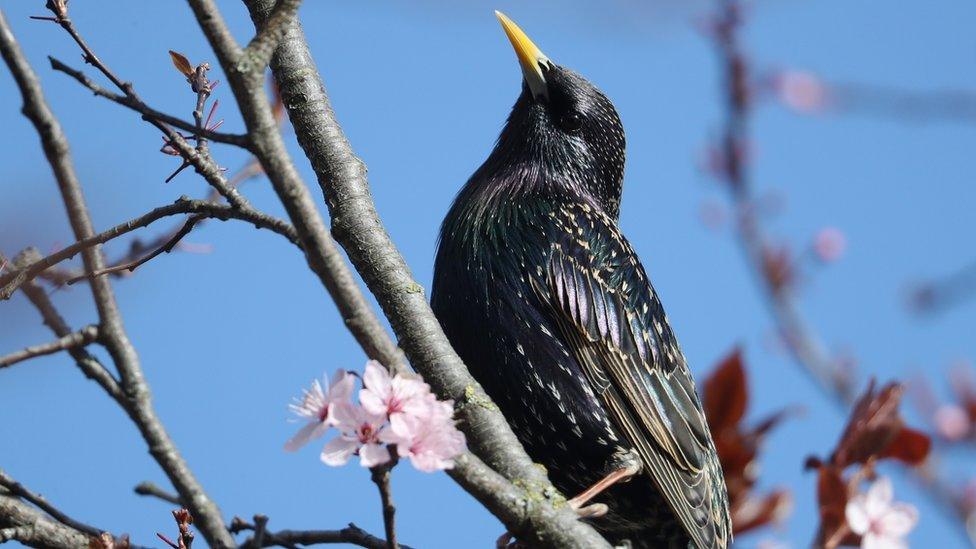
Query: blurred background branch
[{"left": 706, "top": 0, "right": 976, "bottom": 545}]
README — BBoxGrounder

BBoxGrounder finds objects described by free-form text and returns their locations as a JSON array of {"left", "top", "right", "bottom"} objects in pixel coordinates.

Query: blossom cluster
[
  {"left": 285, "top": 361, "right": 466, "bottom": 472},
  {"left": 807, "top": 381, "right": 928, "bottom": 548},
  {"left": 845, "top": 477, "right": 918, "bottom": 549}
]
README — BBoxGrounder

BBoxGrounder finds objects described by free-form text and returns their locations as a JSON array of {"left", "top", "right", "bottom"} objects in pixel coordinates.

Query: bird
[{"left": 431, "top": 11, "right": 732, "bottom": 549}]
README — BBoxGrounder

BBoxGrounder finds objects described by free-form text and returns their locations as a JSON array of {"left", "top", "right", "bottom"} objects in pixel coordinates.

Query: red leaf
[
  {"left": 881, "top": 427, "right": 931, "bottom": 465},
  {"left": 814, "top": 464, "right": 857, "bottom": 549},
  {"left": 832, "top": 380, "right": 905, "bottom": 467},
  {"left": 732, "top": 489, "right": 792, "bottom": 535},
  {"left": 704, "top": 347, "right": 748, "bottom": 433},
  {"left": 749, "top": 407, "right": 798, "bottom": 440}
]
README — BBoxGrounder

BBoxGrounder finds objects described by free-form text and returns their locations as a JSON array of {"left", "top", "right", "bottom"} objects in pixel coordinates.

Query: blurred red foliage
[
  {"left": 703, "top": 348, "right": 793, "bottom": 535},
  {"left": 806, "top": 381, "right": 931, "bottom": 548}
]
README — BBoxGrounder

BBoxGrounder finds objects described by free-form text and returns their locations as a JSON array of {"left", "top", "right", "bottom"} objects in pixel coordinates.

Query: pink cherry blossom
[
  {"left": 775, "top": 70, "right": 829, "bottom": 113},
  {"left": 321, "top": 402, "right": 391, "bottom": 468},
  {"left": 845, "top": 477, "right": 918, "bottom": 549},
  {"left": 286, "top": 361, "right": 466, "bottom": 472},
  {"left": 383, "top": 398, "right": 466, "bottom": 472},
  {"left": 934, "top": 404, "right": 970, "bottom": 441},
  {"left": 962, "top": 478, "right": 976, "bottom": 511},
  {"left": 756, "top": 540, "right": 790, "bottom": 549},
  {"left": 284, "top": 369, "right": 355, "bottom": 452},
  {"left": 360, "top": 360, "right": 431, "bottom": 421},
  {"left": 813, "top": 227, "right": 847, "bottom": 263}
]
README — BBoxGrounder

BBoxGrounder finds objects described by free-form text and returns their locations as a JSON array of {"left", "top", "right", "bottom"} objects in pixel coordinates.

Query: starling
[{"left": 431, "top": 12, "right": 732, "bottom": 549}]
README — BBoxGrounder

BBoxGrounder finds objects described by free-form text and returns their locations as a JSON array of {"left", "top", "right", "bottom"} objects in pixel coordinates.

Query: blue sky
[{"left": 1, "top": 1, "right": 974, "bottom": 547}]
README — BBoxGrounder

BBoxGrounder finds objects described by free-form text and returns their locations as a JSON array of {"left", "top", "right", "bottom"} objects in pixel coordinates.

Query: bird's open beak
[{"left": 495, "top": 11, "right": 551, "bottom": 100}]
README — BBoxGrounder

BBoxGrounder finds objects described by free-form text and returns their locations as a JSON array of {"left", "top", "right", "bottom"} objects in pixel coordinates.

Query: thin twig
[
  {"left": 766, "top": 70, "right": 976, "bottom": 124},
  {"left": 64, "top": 214, "right": 205, "bottom": 286},
  {"left": 0, "top": 324, "right": 99, "bottom": 368},
  {"left": 250, "top": 515, "right": 268, "bottom": 549},
  {"left": 37, "top": 147, "right": 267, "bottom": 289},
  {"left": 369, "top": 455, "right": 399, "bottom": 549},
  {"left": 9, "top": 250, "right": 125, "bottom": 403},
  {"left": 49, "top": 56, "right": 246, "bottom": 207},
  {"left": 908, "top": 259, "right": 976, "bottom": 315},
  {"left": 231, "top": 517, "right": 406, "bottom": 549},
  {"left": 31, "top": 6, "right": 246, "bottom": 148},
  {"left": 0, "top": 470, "right": 102, "bottom": 538},
  {"left": 134, "top": 482, "right": 184, "bottom": 506},
  {"left": 0, "top": 198, "right": 298, "bottom": 299},
  {"left": 3, "top": 8, "right": 236, "bottom": 546}
]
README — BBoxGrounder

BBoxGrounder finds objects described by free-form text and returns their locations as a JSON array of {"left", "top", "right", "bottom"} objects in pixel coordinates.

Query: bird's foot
[
  {"left": 495, "top": 531, "right": 529, "bottom": 549},
  {"left": 573, "top": 502, "right": 609, "bottom": 518},
  {"left": 495, "top": 454, "right": 641, "bottom": 547},
  {"left": 567, "top": 458, "right": 642, "bottom": 512}
]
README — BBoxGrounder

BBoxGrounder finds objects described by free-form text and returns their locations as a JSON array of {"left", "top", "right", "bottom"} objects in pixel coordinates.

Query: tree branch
[
  {"left": 0, "top": 470, "right": 102, "bottom": 538},
  {"left": 134, "top": 482, "right": 184, "bottom": 506},
  {"left": 369, "top": 458, "right": 398, "bottom": 549},
  {"left": 908, "top": 258, "right": 976, "bottom": 315},
  {"left": 240, "top": 0, "right": 303, "bottom": 73},
  {"left": 231, "top": 517, "right": 406, "bottom": 549},
  {"left": 32, "top": 3, "right": 247, "bottom": 148},
  {"left": 0, "top": 324, "right": 99, "bottom": 368},
  {"left": 49, "top": 56, "right": 246, "bottom": 208},
  {"left": 10, "top": 249, "right": 125, "bottom": 403},
  {"left": 238, "top": 4, "right": 610, "bottom": 547},
  {"left": 0, "top": 198, "right": 299, "bottom": 300},
  {"left": 37, "top": 155, "right": 268, "bottom": 288},
  {"left": 56, "top": 54, "right": 245, "bottom": 146},
  {"left": 710, "top": 0, "right": 973, "bottom": 544},
  {"left": 712, "top": 0, "right": 856, "bottom": 405},
  {"left": 186, "top": 0, "right": 405, "bottom": 371},
  {"left": 0, "top": 10, "right": 235, "bottom": 546},
  {"left": 63, "top": 214, "right": 204, "bottom": 286},
  {"left": 0, "top": 489, "right": 93, "bottom": 548}
]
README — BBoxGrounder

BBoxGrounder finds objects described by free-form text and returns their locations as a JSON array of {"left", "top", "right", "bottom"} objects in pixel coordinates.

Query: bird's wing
[{"left": 532, "top": 202, "right": 732, "bottom": 549}]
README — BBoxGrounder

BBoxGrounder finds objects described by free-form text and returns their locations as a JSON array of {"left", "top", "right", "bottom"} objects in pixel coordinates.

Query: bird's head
[{"left": 487, "top": 11, "right": 626, "bottom": 218}]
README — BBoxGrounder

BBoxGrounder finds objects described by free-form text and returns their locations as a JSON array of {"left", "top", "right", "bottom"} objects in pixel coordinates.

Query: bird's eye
[{"left": 560, "top": 112, "right": 583, "bottom": 133}]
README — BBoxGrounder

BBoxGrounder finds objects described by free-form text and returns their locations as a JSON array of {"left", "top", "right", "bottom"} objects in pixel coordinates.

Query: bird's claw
[
  {"left": 495, "top": 502, "right": 608, "bottom": 548},
  {"left": 496, "top": 531, "right": 532, "bottom": 549},
  {"left": 574, "top": 502, "right": 609, "bottom": 518}
]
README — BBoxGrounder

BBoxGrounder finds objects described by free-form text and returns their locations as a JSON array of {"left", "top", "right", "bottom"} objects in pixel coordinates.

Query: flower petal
[
  {"left": 320, "top": 436, "right": 359, "bottom": 466},
  {"left": 388, "top": 412, "right": 421, "bottom": 441},
  {"left": 362, "top": 361, "right": 392, "bottom": 398},
  {"left": 289, "top": 379, "right": 327, "bottom": 419},
  {"left": 393, "top": 375, "right": 429, "bottom": 401},
  {"left": 862, "top": 532, "right": 906, "bottom": 549},
  {"left": 283, "top": 422, "right": 320, "bottom": 452},
  {"left": 866, "top": 477, "right": 894, "bottom": 517},
  {"left": 331, "top": 402, "right": 363, "bottom": 432},
  {"left": 409, "top": 452, "right": 453, "bottom": 473},
  {"left": 359, "top": 443, "right": 391, "bottom": 468},
  {"left": 329, "top": 369, "right": 356, "bottom": 402},
  {"left": 359, "top": 388, "right": 388, "bottom": 416},
  {"left": 879, "top": 503, "right": 918, "bottom": 537},
  {"left": 379, "top": 417, "right": 409, "bottom": 447},
  {"left": 845, "top": 494, "right": 870, "bottom": 535}
]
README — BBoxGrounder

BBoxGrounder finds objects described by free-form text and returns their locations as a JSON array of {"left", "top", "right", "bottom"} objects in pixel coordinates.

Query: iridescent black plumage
[{"left": 432, "top": 18, "right": 731, "bottom": 548}]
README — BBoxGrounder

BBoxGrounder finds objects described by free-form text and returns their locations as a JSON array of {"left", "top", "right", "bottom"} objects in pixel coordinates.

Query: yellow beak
[{"left": 495, "top": 11, "right": 551, "bottom": 99}]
